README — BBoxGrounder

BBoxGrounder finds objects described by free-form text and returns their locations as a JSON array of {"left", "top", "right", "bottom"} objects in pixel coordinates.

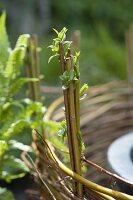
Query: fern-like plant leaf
[
  {"left": 5, "top": 34, "right": 30, "bottom": 79},
  {"left": 9, "top": 77, "right": 38, "bottom": 96},
  {"left": 0, "top": 11, "right": 10, "bottom": 68}
]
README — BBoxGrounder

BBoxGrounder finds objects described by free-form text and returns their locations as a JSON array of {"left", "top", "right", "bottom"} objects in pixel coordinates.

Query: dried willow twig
[
  {"left": 82, "top": 156, "right": 133, "bottom": 188},
  {"left": 40, "top": 135, "right": 133, "bottom": 200}
]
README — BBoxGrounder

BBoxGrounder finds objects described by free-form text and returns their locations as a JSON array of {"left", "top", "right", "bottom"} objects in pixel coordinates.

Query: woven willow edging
[
  {"left": 49, "top": 81, "right": 133, "bottom": 184},
  {"left": 46, "top": 140, "right": 133, "bottom": 200},
  {"left": 28, "top": 81, "right": 133, "bottom": 199}
]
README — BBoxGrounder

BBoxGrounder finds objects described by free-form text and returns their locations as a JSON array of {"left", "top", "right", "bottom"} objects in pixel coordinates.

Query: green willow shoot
[{"left": 48, "top": 27, "right": 89, "bottom": 197}]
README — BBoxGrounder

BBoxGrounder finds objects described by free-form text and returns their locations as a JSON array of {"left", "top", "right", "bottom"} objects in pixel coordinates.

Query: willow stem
[
  {"left": 59, "top": 43, "right": 83, "bottom": 196},
  {"left": 59, "top": 43, "right": 75, "bottom": 175},
  {"left": 25, "top": 35, "right": 40, "bottom": 101},
  {"left": 74, "top": 80, "right": 81, "bottom": 146},
  {"left": 30, "top": 35, "right": 40, "bottom": 101},
  {"left": 66, "top": 53, "right": 83, "bottom": 197}
]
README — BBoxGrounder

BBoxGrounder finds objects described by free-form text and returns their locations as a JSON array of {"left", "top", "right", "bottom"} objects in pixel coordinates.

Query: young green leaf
[
  {"left": 59, "top": 70, "right": 75, "bottom": 89},
  {"left": 58, "top": 120, "right": 67, "bottom": 142},
  {"left": 48, "top": 27, "right": 71, "bottom": 62},
  {"left": 48, "top": 53, "right": 59, "bottom": 63},
  {"left": 80, "top": 83, "right": 88, "bottom": 94},
  {"left": 58, "top": 27, "right": 68, "bottom": 41},
  {"left": 64, "top": 41, "right": 72, "bottom": 56},
  {"left": 71, "top": 51, "right": 80, "bottom": 78},
  {"left": 52, "top": 28, "right": 59, "bottom": 35}
]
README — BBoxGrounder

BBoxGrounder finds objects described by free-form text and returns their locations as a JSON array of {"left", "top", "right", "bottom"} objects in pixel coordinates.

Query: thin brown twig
[{"left": 82, "top": 156, "right": 133, "bottom": 188}]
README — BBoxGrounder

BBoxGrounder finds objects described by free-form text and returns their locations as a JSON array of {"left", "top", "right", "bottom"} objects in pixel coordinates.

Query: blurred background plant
[
  {"left": 0, "top": 0, "right": 131, "bottom": 86},
  {"left": 0, "top": 187, "right": 15, "bottom": 200},
  {"left": 0, "top": 12, "right": 45, "bottom": 198}
]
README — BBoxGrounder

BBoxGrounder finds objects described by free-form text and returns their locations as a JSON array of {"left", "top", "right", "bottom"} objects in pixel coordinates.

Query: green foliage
[
  {"left": 0, "top": 141, "right": 8, "bottom": 157},
  {"left": 48, "top": 27, "right": 72, "bottom": 63},
  {"left": 71, "top": 51, "right": 80, "bottom": 78},
  {"left": 60, "top": 70, "right": 75, "bottom": 90},
  {"left": 0, "top": 187, "right": 15, "bottom": 200},
  {"left": 43, "top": 120, "right": 59, "bottom": 134},
  {"left": 58, "top": 120, "right": 67, "bottom": 142},
  {"left": 0, "top": 11, "right": 10, "bottom": 67},
  {"left": 80, "top": 83, "right": 89, "bottom": 100},
  {"left": 78, "top": 131, "right": 85, "bottom": 152},
  {"left": 0, "top": 98, "right": 44, "bottom": 182},
  {"left": 80, "top": 25, "right": 126, "bottom": 85},
  {"left": 5, "top": 34, "right": 29, "bottom": 79},
  {"left": 0, "top": 156, "right": 29, "bottom": 182},
  {"left": 0, "top": 138, "right": 32, "bottom": 183},
  {"left": 80, "top": 84, "right": 88, "bottom": 96},
  {"left": 43, "top": 120, "right": 69, "bottom": 153},
  {"left": 3, "top": 0, "right": 133, "bottom": 40},
  {"left": 48, "top": 28, "right": 86, "bottom": 176},
  {"left": 0, "top": 12, "right": 44, "bottom": 183},
  {"left": 50, "top": 0, "right": 133, "bottom": 39},
  {"left": 43, "top": 24, "right": 126, "bottom": 86},
  {"left": 9, "top": 77, "right": 38, "bottom": 96},
  {"left": 9, "top": 140, "right": 32, "bottom": 152},
  {"left": 0, "top": 12, "right": 30, "bottom": 101},
  {"left": 95, "top": 25, "right": 126, "bottom": 79}
]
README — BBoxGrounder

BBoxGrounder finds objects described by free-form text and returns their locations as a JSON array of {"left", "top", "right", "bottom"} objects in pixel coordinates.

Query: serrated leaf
[
  {"left": 9, "top": 77, "right": 38, "bottom": 95},
  {"left": 5, "top": 34, "right": 29, "bottom": 79},
  {"left": 15, "top": 34, "right": 30, "bottom": 48}
]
